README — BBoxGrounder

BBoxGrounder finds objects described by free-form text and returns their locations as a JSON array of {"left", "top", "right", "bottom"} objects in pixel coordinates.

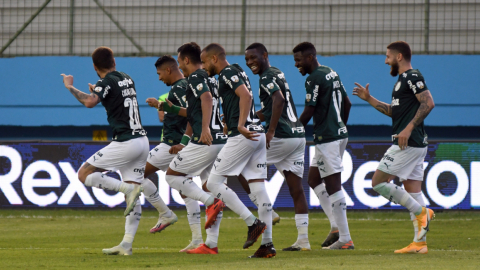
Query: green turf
[{"left": 0, "top": 209, "right": 479, "bottom": 269}]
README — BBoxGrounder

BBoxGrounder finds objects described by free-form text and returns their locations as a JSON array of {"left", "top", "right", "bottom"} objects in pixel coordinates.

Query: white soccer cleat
[
  {"left": 150, "top": 211, "right": 178, "bottom": 234},
  {"left": 179, "top": 240, "right": 204, "bottom": 252},
  {"left": 102, "top": 245, "right": 132, "bottom": 256},
  {"left": 124, "top": 185, "right": 143, "bottom": 216},
  {"left": 282, "top": 240, "right": 311, "bottom": 251},
  {"left": 272, "top": 210, "right": 280, "bottom": 225}
]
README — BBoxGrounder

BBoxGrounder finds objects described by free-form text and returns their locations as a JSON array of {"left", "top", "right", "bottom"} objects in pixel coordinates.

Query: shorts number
[{"left": 124, "top": 97, "right": 142, "bottom": 130}]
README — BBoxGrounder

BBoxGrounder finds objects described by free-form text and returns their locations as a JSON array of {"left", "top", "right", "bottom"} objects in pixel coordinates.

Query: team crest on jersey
[
  {"left": 395, "top": 81, "right": 401, "bottom": 91},
  {"left": 94, "top": 86, "right": 102, "bottom": 92},
  {"left": 196, "top": 83, "right": 203, "bottom": 91},
  {"left": 416, "top": 81, "right": 425, "bottom": 89},
  {"left": 267, "top": 83, "right": 274, "bottom": 89},
  {"left": 306, "top": 93, "right": 312, "bottom": 102},
  {"left": 182, "top": 95, "right": 186, "bottom": 103},
  {"left": 231, "top": 75, "right": 239, "bottom": 83}
]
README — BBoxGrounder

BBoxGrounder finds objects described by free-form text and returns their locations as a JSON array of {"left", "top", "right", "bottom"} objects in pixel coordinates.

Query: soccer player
[
  {"left": 157, "top": 92, "right": 168, "bottom": 140},
  {"left": 149, "top": 42, "right": 226, "bottom": 254},
  {"left": 244, "top": 42, "right": 310, "bottom": 251},
  {"left": 60, "top": 46, "right": 146, "bottom": 255},
  {"left": 353, "top": 41, "right": 435, "bottom": 254},
  {"left": 201, "top": 43, "right": 275, "bottom": 258},
  {"left": 293, "top": 42, "right": 354, "bottom": 250}
]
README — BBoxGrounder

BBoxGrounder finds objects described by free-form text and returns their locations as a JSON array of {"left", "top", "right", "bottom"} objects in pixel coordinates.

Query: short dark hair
[
  {"left": 177, "top": 42, "right": 202, "bottom": 64},
  {"left": 92, "top": 46, "right": 115, "bottom": 70},
  {"left": 154, "top": 55, "right": 177, "bottom": 69},
  {"left": 245, "top": 42, "right": 268, "bottom": 55},
  {"left": 387, "top": 41, "right": 412, "bottom": 62},
  {"left": 292, "top": 42, "right": 316, "bottom": 56},
  {"left": 203, "top": 43, "right": 226, "bottom": 59}
]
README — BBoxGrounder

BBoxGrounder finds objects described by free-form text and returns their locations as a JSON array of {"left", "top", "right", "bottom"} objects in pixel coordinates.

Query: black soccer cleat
[
  {"left": 321, "top": 230, "right": 339, "bottom": 247},
  {"left": 243, "top": 219, "right": 266, "bottom": 249},
  {"left": 249, "top": 242, "right": 276, "bottom": 258}
]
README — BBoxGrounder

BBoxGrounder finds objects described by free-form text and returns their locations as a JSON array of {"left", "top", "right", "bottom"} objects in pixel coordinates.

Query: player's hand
[
  {"left": 220, "top": 114, "right": 228, "bottom": 135},
  {"left": 88, "top": 83, "right": 95, "bottom": 93},
  {"left": 238, "top": 126, "right": 260, "bottom": 141},
  {"left": 392, "top": 128, "right": 412, "bottom": 150},
  {"left": 353, "top": 82, "right": 371, "bottom": 101},
  {"left": 169, "top": 144, "right": 185, "bottom": 154},
  {"left": 265, "top": 130, "right": 275, "bottom": 149},
  {"left": 146, "top": 98, "right": 161, "bottom": 109},
  {"left": 199, "top": 127, "right": 213, "bottom": 146},
  {"left": 164, "top": 98, "right": 174, "bottom": 107},
  {"left": 61, "top": 74, "right": 74, "bottom": 89}
]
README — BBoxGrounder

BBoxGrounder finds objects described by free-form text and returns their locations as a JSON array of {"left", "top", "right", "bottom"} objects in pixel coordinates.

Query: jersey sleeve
[
  {"left": 407, "top": 73, "right": 429, "bottom": 95},
  {"left": 305, "top": 75, "right": 322, "bottom": 107},
  {"left": 189, "top": 77, "right": 210, "bottom": 100},
  {"left": 169, "top": 84, "right": 187, "bottom": 107},
  {"left": 222, "top": 69, "right": 245, "bottom": 91},
  {"left": 93, "top": 79, "right": 111, "bottom": 102},
  {"left": 260, "top": 75, "right": 281, "bottom": 96}
]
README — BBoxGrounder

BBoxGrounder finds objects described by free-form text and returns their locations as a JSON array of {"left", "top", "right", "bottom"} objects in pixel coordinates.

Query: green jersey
[
  {"left": 161, "top": 79, "right": 188, "bottom": 146},
  {"left": 218, "top": 64, "right": 264, "bottom": 137},
  {"left": 391, "top": 69, "right": 429, "bottom": 147},
  {"left": 185, "top": 69, "right": 226, "bottom": 145},
  {"left": 259, "top": 66, "right": 305, "bottom": 138},
  {"left": 93, "top": 71, "right": 146, "bottom": 142},
  {"left": 305, "top": 66, "right": 348, "bottom": 145}
]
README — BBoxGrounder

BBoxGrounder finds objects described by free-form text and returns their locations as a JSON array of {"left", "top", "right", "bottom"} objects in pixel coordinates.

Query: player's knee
[
  {"left": 77, "top": 168, "right": 90, "bottom": 183},
  {"left": 308, "top": 177, "right": 321, "bottom": 189}
]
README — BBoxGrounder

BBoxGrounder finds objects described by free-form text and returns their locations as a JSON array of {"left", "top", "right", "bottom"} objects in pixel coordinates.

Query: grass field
[{"left": 0, "top": 209, "right": 479, "bottom": 269}]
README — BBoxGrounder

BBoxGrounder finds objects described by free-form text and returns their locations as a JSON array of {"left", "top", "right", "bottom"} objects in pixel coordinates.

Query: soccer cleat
[
  {"left": 243, "top": 219, "right": 267, "bottom": 249},
  {"left": 394, "top": 241, "right": 428, "bottom": 254},
  {"left": 179, "top": 241, "right": 203, "bottom": 252},
  {"left": 282, "top": 240, "right": 311, "bottom": 251},
  {"left": 204, "top": 198, "right": 225, "bottom": 229},
  {"left": 416, "top": 207, "right": 435, "bottom": 240},
  {"left": 249, "top": 242, "right": 276, "bottom": 258},
  {"left": 124, "top": 185, "right": 143, "bottom": 216},
  {"left": 322, "top": 240, "right": 354, "bottom": 250},
  {"left": 102, "top": 245, "right": 132, "bottom": 256},
  {"left": 150, "top": 211, "right": 178, "bottom": 234},
  {"left": 186, "top": 244, "right": 218, "bottom": 254},
  {"left": 321, "top": 229, "right": 339, "bottom": 247},
  {"left": 272, "top": 210, "right": 280, "bottom": 225}
]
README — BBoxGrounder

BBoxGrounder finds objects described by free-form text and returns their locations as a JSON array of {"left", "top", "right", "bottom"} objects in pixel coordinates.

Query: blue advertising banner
[{"left": 1, "top": 141, "right": 479, "bottom": 210}]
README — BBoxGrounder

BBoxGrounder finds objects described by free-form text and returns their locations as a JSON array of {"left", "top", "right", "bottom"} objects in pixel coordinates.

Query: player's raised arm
[
  {"left": 353, "top": 82, "right": 392, "bottom": 117},
  {"left": 235, "top": 84, "right": 259, "bottom": 141},
  {"left": 61, "top": 74, "right": 100, "bottom": 108}
]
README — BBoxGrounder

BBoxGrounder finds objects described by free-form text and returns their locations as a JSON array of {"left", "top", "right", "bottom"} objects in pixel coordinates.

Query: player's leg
[
  {"left": 180, "top": 193, "right": 203, "bottom": 252},
  {"left": 239, "top": 175, "right": 280, "bottom": 225}
]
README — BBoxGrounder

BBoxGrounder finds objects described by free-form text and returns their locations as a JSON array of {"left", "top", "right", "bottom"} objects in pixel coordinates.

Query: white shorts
[
  {"left": 267, "top": 137, "right": 306, "bottom": 178},
  {"left": 377, "top": 145, "right": 428, "bottom": 181},
  {"left": 147, "top": 143, "right": 176, "bottom": 171},
  {"left": 212, "top": 133, "right": 267, "bottom": 180},
  {"left": 311, "top": 138, "right": 348, "bottom": 178},
  {"left": 86, "top": 136, "right": 149, "bottom": 183},
  {"left": 169, "top": 143, "right": 224, "bottom": 184}
]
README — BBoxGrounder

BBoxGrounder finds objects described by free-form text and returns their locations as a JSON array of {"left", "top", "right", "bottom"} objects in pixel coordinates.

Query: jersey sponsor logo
[
  {"left": 312, "top": 85, "right": 319, "bottom": 102},
  {"left": 118, "top": 78, "right": 134, "bottom": 87},
  {"left": 333, "top": 81, "right": 341, "bottom": 89},
  {"left": 222, "top": 75, "right": 233, "bottom": 88},
  {"left": 94, "top": 86, "right": 102, "bottom": 92},
  {"left": 231, "top": 75, "right": 239, "bottom": 83},
  {"left": 391, "top": 98, "right": 400, "bottom": 106},
  {"left": 395, "top": 81, "right": 401, "bottom": 91},
  {"left": 291, "top": 127, "right": 305, "bottom": 133},
  {"left": 325, "top": 70, "right": 338, "bottom": 80},
  {"left": 416, "top": 81, "right": 425, "bottom": 89},
  {"left": 256, "top": 162, "right": 267, "bottom": 168},
  {"left": 121, "top": 88, "right": 137, "bottom": 97},
  {"left": 267, "top": 83, "right": 274, "bottom": 89},
  {"left": 382, "top": 154, "right": 394, "bottom": 162},
  {"left": 260, "top": 84, "right": 271, "bottom": 95},
  {"left": 407, "top": 80, "right": 417, "bottom": 94},
  {"left": 338, "top": 126, "right": 347, "bottom": 135},
  {"left": 103, "top": 85, "right": 110, "bottom": 98},
  {"left": 215, "top": 133, "right": 227, "bottom": 139},
  {"left": 306, "top": 93, "right": 312, "bottom": 102},
  {"left": 133, "top": 167, "right": 145, "bottom": 174},
  {"left": 293, "top": 161, "right": 304, "bottom": 166}
]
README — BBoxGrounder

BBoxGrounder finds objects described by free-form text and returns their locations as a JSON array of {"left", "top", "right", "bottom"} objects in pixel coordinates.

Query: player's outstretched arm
[
  {"left": 353, "top": 82, "right": 392, "bottom": 117},
  {"left": 235, "top": 84, "right": 259, "bottom": 141},
  {"left": 61, "top": 74, "right": 100, "bottom": 108},
  {"left": 199, "top": 91, "right": 213, "bottom": 145}
]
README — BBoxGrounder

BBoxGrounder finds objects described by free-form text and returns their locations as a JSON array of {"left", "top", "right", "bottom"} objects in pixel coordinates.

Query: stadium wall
[{"left": 1, "top": 141, "right": 479, "bottom": 210}]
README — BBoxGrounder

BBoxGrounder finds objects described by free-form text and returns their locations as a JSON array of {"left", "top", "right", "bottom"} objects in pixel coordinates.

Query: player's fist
[
  {"left": 353, "top": 82, "right": 371, "bottom": 101},
  {"left": 61, "top": 74, "right": 74, "bottom": 89},
  {"left": 88, "top": 83, "right": 95, "bottom": 93},
  {"left": 146, "top": 98, "right": 161, "bottom": 109}
]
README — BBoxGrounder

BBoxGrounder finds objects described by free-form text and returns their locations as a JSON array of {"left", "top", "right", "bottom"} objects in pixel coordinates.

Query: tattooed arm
[
  {"left": 61, "top": 74, "right": 101, "bottom": 108},
  {"left": 353, "top": 82, "right": 392, "bottom": 117}
]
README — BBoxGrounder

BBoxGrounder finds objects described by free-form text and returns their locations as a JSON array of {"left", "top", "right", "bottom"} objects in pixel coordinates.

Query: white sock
[
  {"left": 373, "top": 182, "right": 423, "bottom": 215},
  {"left": 313, "top": 183, "right": 337, "bottom": 229},
  {"left": 184, "top": 197, "right": 202, "bottom": 242},
  {"left": 206, "top": 174, "right": 253, "bottom": 224},
  {"left": 165, "top": 175, "right": 213, "bottom": 205},
  {"left": 85, "top": 172, "right": 131, "bottom": 193},
  {"left": 248, "top": 193, "right": 258, "bottom": 207},
  {"left": 409, "top": 192, "right": 426, "bottom": 242},
  {"left": 295, "top": 214, "right": 309, "bottom": 241},
  {"left": 206, "top": 211, "right": 222, "bottom": 249},
  {"left": 249, "top": 182, "right": 272, "bottom": 245},
  {"left": 121, "top": 199, "right": 141, "bottom": 249},
  {"left": 142, "top": 178, "right": 170, "bottom": 215},
  {"left": 330, "top": 191, "right": 351, "bottom": 243}
]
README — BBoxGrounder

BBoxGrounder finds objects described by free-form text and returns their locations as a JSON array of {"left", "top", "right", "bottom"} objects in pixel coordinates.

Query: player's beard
[{"left": 390, "top": 61, "right": 399, "bottom": 77}]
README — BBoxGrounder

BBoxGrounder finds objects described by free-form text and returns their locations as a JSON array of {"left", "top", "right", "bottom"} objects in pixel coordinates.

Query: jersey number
[
  {"left": 124, "top": 97, "right": 142, "bottom": 130},
  {"left": 285, "top": 91, "right": 297, "bottom": 122},
  {"left": 332, "top": 90, "right": 343, "bottom": 123}
]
